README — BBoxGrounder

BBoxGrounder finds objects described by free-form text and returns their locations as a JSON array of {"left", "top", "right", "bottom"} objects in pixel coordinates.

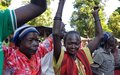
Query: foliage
[
  {"left": 107, "top": 11, "right": 120, "bottom": 38},
  {"left": 70, "top": 0, "right": 111, "bottom": 38},
  {"left": 22, "top": 0, "right": 53, "bottom": 27},
  {"left": 28, "top": 8, "right": 53, "bottom": 27},
  {"left": 115, "top": 7, "right": 120, "bottom": 14},
  {"left": 0, "top": 0, "right": 11, "bottom": 9}
]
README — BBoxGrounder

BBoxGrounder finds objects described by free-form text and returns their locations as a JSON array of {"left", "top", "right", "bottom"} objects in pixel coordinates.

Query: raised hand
[
  {"left": 92, "top": 6, "right": 100, "bottom": 20},
  {"left": 53, "top": 0, "right": 66, "bottom": 62}
]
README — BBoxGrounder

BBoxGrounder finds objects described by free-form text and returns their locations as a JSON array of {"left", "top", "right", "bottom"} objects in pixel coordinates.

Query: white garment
[{"left": 41, "top": 50, "right": 55, "bottom": 75}]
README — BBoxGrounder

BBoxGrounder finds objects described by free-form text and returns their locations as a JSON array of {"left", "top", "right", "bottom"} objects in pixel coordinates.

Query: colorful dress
[
  {"left": 3, "top": 37, "right": 53, "bottom": 75},
  {"left": 0, "top": 9, "right": 17, "bottom": 74},
  {"left": 53, "top": 47, "right": 93, "bottom": 75}
]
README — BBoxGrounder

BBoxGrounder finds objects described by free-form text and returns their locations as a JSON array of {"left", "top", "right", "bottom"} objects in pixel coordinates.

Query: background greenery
[{"left": 0, "top": 0, "right": 120, "bottom": 38}]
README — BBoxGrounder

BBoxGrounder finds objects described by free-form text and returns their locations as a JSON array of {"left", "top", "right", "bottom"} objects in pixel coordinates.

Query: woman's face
[
  {"left": 20, "top": 32, "right": 39, "bottom": 55},
  {"left": 106, "top": 36, "right": 116, "bottom": 52},
  {"left": 65, "top": 34, "right": 81, "bottom": 55}
]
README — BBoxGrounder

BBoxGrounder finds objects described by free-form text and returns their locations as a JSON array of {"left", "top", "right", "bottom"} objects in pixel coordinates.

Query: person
[
  {"left": 2, "top": 25, "right": 54, "bottom": 74},
  {"left": 0, "top": 0, "right": 47, "bottom": 74},
  {"left": 91, "top": 32, "right": 116, "bottom": 75},
  {"left": 111, "top": 39, "right": 120, "bottom": 75},
  {"left": 52, "top": 0, "right": 103, "bottom": 74}
]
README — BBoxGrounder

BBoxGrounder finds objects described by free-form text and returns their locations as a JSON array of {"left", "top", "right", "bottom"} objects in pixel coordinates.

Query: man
[
  {"left": 0, "top": 0, "right": 47, "bottom": 74},
  {"left": 3, "top": 25, "right": 53, "bottom": 74},
  {"left": 52, "top": 0, "right": 103, "bottom": 74}
]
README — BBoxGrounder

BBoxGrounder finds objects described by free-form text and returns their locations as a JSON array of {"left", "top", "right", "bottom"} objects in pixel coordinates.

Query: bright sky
[
  {"left": 104, "top": 0, "right": 120, "bottom": 19},
  {"left": 9, "top": 0, "right": 120, "bottom": 31}
]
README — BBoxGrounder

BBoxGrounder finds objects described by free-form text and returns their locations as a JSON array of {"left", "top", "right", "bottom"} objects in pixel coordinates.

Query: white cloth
[{"left": 41, "top": 50, "right": 55, "bottom": 75}]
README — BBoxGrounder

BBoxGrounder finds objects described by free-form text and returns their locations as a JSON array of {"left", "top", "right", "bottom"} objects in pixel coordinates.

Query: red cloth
[
  {"left": 60, "top": 49, "right": 92, "bottom": 75},
  {"left": 3, "top": 37, "right": 53, "bottom": 75},
  {"left": 115, "top": 70, "right": 120, "bottom": 75}
]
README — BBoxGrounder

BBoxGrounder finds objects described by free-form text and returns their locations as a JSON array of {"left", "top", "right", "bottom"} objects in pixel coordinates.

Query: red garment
[
  {"left": 115, "top": 70, "right": 120, "bottom": 75},
  {"left": 60, "top": 49, "right": 92, "bottom": 75},
  {"left": 3, "top": 37, "right": 52, "bottom": 75}
]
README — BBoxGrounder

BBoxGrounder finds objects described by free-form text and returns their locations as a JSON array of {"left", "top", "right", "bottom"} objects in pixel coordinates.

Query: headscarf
[
  {"left": 100, "top": 32, "right": 112, "bottom": 47},
  {"left": 12, "top": 24, "right": 40, "bottom": 46}
]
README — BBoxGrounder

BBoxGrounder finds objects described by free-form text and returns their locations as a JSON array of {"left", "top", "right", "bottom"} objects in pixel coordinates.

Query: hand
[{"left": 92, "top": 6, "right": 100, "bottom": 19}]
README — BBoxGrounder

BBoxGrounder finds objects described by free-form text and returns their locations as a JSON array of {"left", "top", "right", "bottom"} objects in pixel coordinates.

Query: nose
[{"left": 32, "top": 40, "right": 39, "bottom": 47}]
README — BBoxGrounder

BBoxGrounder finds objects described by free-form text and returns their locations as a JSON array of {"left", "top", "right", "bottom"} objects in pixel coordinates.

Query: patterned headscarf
[{"left": 12, "top": 24, "right": 40, "bottom": 46}]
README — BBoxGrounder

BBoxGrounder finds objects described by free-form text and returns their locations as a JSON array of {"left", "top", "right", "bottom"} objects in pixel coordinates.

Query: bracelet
[{"left": 54, "top": 17, "right": 62, "bottom": 21}]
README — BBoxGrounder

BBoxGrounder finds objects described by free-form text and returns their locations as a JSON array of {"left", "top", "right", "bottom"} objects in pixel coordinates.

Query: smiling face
[
  {"left": 19, "top": 32, "right": 39, "bottom": 56},
  {"left": 64, "top": 31, "right": 81, "bottom": 55}
]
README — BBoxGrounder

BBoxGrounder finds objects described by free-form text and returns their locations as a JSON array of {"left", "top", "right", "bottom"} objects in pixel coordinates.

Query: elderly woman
[{"left": 2, "top": 25, "right": 53, "bottom": 75}]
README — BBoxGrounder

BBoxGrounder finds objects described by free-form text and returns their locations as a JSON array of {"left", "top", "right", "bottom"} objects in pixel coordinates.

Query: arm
[
  {"left": 53, "top": 0, "right": 66, "bottom": 62},
  {"left": 87, "top": 7, "right": 103, "bottom": 53},
  {"left": 15, "top": 0, "right": 47, "bottom": 27}
]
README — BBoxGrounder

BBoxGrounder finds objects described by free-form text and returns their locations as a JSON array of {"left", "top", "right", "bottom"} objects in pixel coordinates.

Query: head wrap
[
  {"left": 102, "top": 32, "right": 112, "bottom": 42},
  {"left": 100, "top": 32, "right": 112, "bottom": 47},
  {"left": 12, "top": 24, "right": 40, "bottom": 46}
]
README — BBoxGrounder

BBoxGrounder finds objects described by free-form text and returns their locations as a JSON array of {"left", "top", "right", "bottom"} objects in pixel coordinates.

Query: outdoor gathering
[{"left": 0, "top": 0, "right": 120, "bottom": 75}]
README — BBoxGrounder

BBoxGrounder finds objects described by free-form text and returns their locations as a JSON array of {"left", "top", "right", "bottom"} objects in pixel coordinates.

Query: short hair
[{"left": 63, "top": 31, "right": 80, "bottom": 44}]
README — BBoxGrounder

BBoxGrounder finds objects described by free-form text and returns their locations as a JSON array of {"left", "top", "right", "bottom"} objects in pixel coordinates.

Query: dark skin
[
  {"left": 15, "top": 0, "right": 47, "bottom": 27},
  {"left": 64, "top": 33, "right": 81, "bottom": 60},
  {"left": 3, "top": 32, "right": 40, "bottom": 74},
  {"left": 104, "top": 36, "right": 116, "bottom": 53},
  {"left": 53, "top": 0, "right": 66, "bottom": 61},
  {"left": 19, "top": 32, "right": 39, "bottom": 59},
  {"left": 53, "top": 1, "right": 103, "bottom": 62}
]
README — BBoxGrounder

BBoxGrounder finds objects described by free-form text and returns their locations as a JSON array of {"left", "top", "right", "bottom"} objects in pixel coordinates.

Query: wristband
[{"left": 54, "top": 17, "right": 62, "bottom": 21}]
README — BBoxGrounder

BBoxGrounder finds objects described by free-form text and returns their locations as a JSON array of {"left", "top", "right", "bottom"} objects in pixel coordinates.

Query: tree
[
  {"left": 107, "top": 9, "right": 120, "bottom": 38},
  {"left": 0, "top": 0, "right": 11, "bottom": 9},
  {"left": 22, "top": 0, "right": 53, "bottom": 27},
  {"left": 28, "top": 8, "right": 53, "bottom": 26},
  {"left": 70, "top": 0, "right": 111, "bottom": 38}
]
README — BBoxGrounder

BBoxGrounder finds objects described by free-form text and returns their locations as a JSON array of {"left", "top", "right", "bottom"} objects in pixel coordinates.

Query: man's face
[
  {"left": 20, "top": 32, "right": 39, "bottom": 55},
  {"left": 65, "top": 34, "right": 81, "bottom": 55}
]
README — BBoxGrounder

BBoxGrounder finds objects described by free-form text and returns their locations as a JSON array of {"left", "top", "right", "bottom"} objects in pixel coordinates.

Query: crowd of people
[{"left": 0, "top": 0, "right": 120, "bottom": 75}]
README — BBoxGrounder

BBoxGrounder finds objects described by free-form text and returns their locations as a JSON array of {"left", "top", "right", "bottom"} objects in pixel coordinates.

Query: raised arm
[
  {"left": 15, "top": 0, "right": 47, "bottom": 27},
  {"left": 87, "top": 7, "right": 103, "bottom": 53},
  {"left": 53, "top": 0, "right": 66, "bottom": 62}
]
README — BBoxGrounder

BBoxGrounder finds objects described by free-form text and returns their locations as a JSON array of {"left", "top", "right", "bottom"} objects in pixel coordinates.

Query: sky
[{"left": 9, "top": 0, "right": 120, "bottom": 31}]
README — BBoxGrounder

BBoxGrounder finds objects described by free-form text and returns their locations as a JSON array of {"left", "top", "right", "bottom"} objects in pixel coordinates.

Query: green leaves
[
  {"left": 70, "top": 0, "right": 110, "bottom": 38},
  {"left": 108, "top": 10, "right": 120, "bottom": 38}
]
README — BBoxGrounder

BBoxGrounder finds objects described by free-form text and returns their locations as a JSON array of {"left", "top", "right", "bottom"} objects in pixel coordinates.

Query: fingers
[{"left": 93, "top": 6, "right": 99, "bottom": 10}]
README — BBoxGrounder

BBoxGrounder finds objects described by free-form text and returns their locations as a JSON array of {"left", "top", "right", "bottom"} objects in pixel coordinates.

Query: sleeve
[
  {"left": 93, "top": 51, "right": 103, "bottom": 66},
  {"left": 38, "top": 36, "right": 53, "bottom": 57},
  {"left": 82, "top": 47, "right": 93, "bottom": 64},
  {"left": 0, "top": 9, "right": 17, "bottom": 41}
]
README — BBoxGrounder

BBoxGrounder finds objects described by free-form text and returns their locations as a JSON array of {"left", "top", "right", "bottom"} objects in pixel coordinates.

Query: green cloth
[{"left": 0, "top": 9, "right": 17, "bottom": 74}]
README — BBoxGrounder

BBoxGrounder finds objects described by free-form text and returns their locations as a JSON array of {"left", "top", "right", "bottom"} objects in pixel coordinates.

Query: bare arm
[
  {"left": 53, "top": 0, "right": 66, "bottom": 62},
  {"left": 87, "top": 7, "right": 103, "bottom": 53},
  {"left": 15, "top": 0, "right": 47, "bottom": 27}
]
